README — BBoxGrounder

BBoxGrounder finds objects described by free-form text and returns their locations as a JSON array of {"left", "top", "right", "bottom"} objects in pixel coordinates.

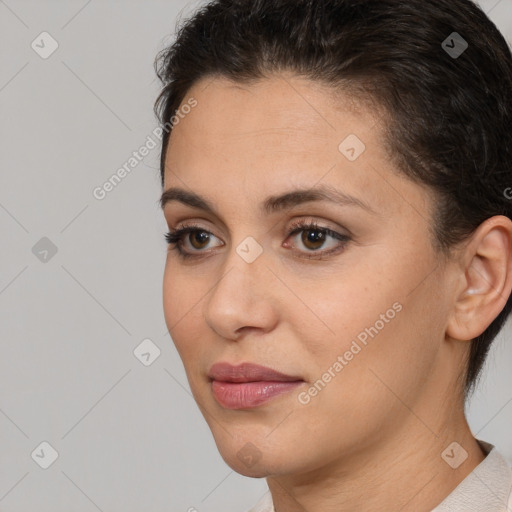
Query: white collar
[{"left": 431, "top": 439, "right": 512, "bottom": 511}]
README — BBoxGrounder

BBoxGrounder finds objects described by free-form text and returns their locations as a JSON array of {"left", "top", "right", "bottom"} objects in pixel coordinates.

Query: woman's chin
[
  {"left": 208, "top": 432, "right": 286, "bottom": 477},
  {"left": 220, "top": 449, "right": 284, "bottom": 478}
]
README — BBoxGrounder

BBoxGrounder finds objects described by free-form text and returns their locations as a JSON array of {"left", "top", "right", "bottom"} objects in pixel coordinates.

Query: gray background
[{"left": 0, "top": 1, "right": 511, "bottom": 511}]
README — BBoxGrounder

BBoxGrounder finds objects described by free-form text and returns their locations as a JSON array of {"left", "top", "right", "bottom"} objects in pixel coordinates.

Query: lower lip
[{"left": 211, "top": 380, "right": 303, "bottom": 409}]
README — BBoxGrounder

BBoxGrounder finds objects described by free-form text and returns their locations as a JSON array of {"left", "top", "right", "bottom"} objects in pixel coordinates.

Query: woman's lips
[
  {"left": 208, "top": 362, "right": 304, "bottom": 409},
  {"left": 211, "top": 380, "right": 303, "bottom": 409}
]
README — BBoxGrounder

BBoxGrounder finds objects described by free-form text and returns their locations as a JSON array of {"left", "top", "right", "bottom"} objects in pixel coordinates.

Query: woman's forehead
[{"left": 164, "top": 74, "right": 426, "bottom": 221}]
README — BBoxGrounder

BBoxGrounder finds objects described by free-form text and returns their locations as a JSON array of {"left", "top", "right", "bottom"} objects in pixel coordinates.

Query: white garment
[{"left": 247, "top": 439, "right": 512, "bottom": 512}]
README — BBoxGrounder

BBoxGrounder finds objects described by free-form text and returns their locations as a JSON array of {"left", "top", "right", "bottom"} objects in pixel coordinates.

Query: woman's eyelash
[
  {"left": 164, "top": 221, "right": 350, "bottom": 260},
  {"left": 164, "top": 224, "right": 201, "bottom": 246}
]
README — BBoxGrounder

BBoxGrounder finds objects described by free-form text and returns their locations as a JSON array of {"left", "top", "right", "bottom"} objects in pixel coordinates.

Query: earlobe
[{"left": 446, "top": 215, "right": 512, "bottom": 342}]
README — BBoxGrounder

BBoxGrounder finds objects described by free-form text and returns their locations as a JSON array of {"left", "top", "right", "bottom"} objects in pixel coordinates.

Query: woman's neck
[{"left": 267, "top": 414, "right": 486, "bottom": 512}]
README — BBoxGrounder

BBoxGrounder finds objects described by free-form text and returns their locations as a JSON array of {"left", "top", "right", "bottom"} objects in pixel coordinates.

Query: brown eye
[
  {"left": 286, "top": 221, "right": 351, "bottom": 259},
  {"left": 165, "top": 224, "right": 224, "bottom": 259},
  {"left": 301, "top": 228, "right": 327, "bottom": 250},
  {"left": 189, "top": 231, "right": 211, "bottom": 249}
]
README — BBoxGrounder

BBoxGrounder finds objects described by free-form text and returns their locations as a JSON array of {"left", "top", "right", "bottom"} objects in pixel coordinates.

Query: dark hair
[{"left": 154, "top": 0, "right": 512, "bottom": 398}]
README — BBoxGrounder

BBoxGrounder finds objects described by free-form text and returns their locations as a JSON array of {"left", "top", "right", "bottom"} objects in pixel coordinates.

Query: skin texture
[{"left": 161, "top": 73, "right": 512, "bottom": 511}]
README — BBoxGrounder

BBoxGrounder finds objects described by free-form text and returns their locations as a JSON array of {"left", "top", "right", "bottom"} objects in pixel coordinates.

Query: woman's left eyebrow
[
  {"left": 262, "top": 185, "right": 377, "bottom": 215},
  {"left": 160, "top": 184, "right": 377, "bottom": 216}
]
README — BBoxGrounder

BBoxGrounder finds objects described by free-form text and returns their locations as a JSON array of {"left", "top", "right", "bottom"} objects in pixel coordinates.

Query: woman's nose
[{"left": 202, "top": 243, "right": 279, "bottom": 341}]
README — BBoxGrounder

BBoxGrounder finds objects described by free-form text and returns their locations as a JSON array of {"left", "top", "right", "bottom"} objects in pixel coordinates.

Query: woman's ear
[{"left": 446, "top": 215, "right": 512, "bottom": 341}]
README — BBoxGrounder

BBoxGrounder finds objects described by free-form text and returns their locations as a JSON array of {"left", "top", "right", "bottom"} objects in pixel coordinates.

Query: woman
[{"left": 154, "top": 0, "right": 512, "bottom": 510}]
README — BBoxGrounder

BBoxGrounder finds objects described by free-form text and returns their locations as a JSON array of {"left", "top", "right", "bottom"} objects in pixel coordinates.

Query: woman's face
[{"left": 162, "top": 73, "right": 458, "bottom": 477}]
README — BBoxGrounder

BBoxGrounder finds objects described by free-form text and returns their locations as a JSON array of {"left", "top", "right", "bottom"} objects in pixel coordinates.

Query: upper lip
[{"left": 208, "top": 362, "right": 303, "bottom": 383}]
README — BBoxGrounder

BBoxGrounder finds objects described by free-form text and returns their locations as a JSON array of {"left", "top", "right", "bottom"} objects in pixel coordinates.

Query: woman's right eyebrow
[{"left": 160, "top": 184, "right": 377, "bottom": 217}]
